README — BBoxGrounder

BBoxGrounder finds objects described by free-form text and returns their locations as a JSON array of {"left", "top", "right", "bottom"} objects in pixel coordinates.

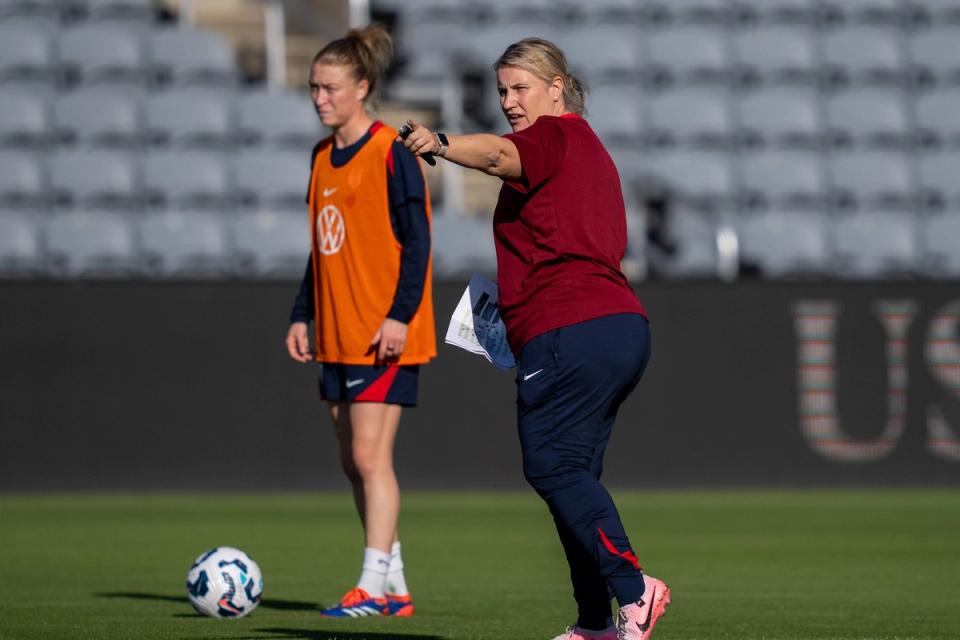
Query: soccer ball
[{"left": 185, "top": 546, "right": 264, "bottom": 618}]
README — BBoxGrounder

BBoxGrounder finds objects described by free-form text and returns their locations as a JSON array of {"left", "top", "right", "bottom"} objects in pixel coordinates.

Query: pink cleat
[
  {"left": 551, "top": 626, "right": 617, "bottom": 640},
  {"left": 615, "top": 575, "right": 671, "bottom": 640}
]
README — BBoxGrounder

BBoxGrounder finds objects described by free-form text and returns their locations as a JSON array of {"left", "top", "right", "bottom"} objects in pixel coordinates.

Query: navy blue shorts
[{"left": 319, "top": 363, "right": 420, "bottom": 407}]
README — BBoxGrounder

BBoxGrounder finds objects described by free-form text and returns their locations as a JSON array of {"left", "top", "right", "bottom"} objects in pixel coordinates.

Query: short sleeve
[{"left": 503, "top": 117, "right": 568, "bottom": 193}]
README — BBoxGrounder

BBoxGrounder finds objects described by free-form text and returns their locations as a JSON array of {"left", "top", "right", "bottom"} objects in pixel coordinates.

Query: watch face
[{"left": 437, "top": 133, "right": 449, "bottom": 145}]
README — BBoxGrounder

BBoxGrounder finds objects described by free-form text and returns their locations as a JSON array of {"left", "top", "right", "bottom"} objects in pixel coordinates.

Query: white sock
[
  {"left": 385, "top": 541, "right": 410, "bottom": 596},
  {"left": 356, "top": 547, "right": 390, "bottom": 598}
]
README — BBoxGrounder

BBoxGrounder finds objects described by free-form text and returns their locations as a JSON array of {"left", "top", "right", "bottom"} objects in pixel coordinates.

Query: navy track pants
[{"left": 515, "top": 313, "right": 651, "bottom": 629}]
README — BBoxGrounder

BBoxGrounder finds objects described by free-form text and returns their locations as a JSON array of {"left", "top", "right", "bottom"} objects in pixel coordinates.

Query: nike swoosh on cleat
[
  {"left": 345, "top": 378, "right": 364, "bottom": 388},
  {"left": 637, "top": 588, "right": 656, "bottom": 631}
]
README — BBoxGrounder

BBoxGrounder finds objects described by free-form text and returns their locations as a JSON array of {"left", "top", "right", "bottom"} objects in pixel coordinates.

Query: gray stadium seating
[
  {"left": 0, "top": 209, "right": 43, "bottom": 276},
  {"left": 231, "top": 210, "right": 309, "bottom": 279},
  {"left": 430, "top": 214, "right": 497, "bottom": 278},
  {"left": 0, "top": 89, "right": 51, "bottom": 148},
  {"left": 586, "top": 82, "right": 646, "bottom": 141},
  {"left": 909, "top": 27, "right": 960, "bottom": 86},
  {"left": 648, "top": 88, "right": 735, "bottom": 148},
  {"left": 53, "top": 88, "right": 143, "bottom": 148},
  {"left": 829, "top": 211, "right": 917, "bottom": 278},
  {"left": 78, "top": 0, "right": 154, "bottom": 23},
  {"left": 915, "top": 151, "right": 960, "bottom": 210},
  {"left": 139, "top": 210, "right": 231, "bottom": 277},
  {"left": 640, "top": 149, "right": 737, "bottom": 210},
  {"left": 819, "top": 0, "right": 907, "bottom": 25},
  {"left": 561, "top": 24, "right": 643, "bottom": 80},
  {"left": 237, "top": 90, "right": 320, "bottom": 150},
  {"left": 0, "top": 151, "right": 46, "bottom": 208},
  {"left": 59, "top": 23, "right": 147, "bottom": 86},
  {"left": 738, "top": 209, "right": 827, "bottom": 277},
  {"left": 143, "top": 150, "right": 230, "bottom": 210},
  {"left": 826, "top": 150, "right": 915, "bottom": 210},
  {"left": 145, "top": 88, "right": 233, "bottom": 148},
  {"left": 738, "top": 150, "right": 827, "bottom": 210},
  {"left": 736, "top": 87, "right": 822, "bottom": 148},
  {"left": 0, "top": 23, "right": 56, "bottom": 89},
  {"left": 915, "top": 89, "right": 960, "bottom": 147},
  {"left": 48, "top": 149, "right": 140, "bottom": 209},
  {"left": 44, "top": 209, "right": 140, "bottom": 277},
  {"left": 919, "top": 211, "right": 960, "bottom": 277},
  {"left": 729, "top": 0, "right": 818, "bottom": 25},
  {"left": 821, "top": 26, "right": 906, "bottom": 86},
  {"left": 824, "top": 88, "right": 911, "bottom": 148},
  {"left": 645, "top": 0, "right": 731, "bottom": 25},
  {"left": 232, "top": 149, "right": 310, "bottom": 211},
  {"left": 909, "top": 0, "right": 960, "bottom": 25},
  {"left": 731, "top": 26, "right": 818, "bottom": 86},
  {"left": 149, "top": 26, "right": 237, "bottom": 87},
  {"left": 651, "top": 205, "right": 721, "bottom": 278},
  {"left": 645, "top": 25, "right": 732, "bottom": 86}
]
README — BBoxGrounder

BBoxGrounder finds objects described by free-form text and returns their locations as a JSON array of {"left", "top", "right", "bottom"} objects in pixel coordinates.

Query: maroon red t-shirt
[{"left": 494, "top": 113, "right": 646, "bottom": 355}]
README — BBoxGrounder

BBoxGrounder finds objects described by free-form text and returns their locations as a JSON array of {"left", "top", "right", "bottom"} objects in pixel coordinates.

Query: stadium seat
[
  {"left": 53, "top": 88, "right": 143, "bottom": 148},
  {"left": 143, "top": 150, "right": 231, "bottom": 210},
  {"left": 818, "top": 0, "right": 908, "bottom": 26},
  {"left": 397, "top": 2, "right": 469, "bottom": 79},
  {"left": 647, "top": 88, "right": 736, "bottom": 148},
  {"left": 44, "top": 209, "right": 141, "bottom": 277},
  {"left": 59, "top": 23, "right": 148, "bottom": 87},
  {"left": 820, "top": 26, "right": 907, "bottom": 87},
  {"left": 908, "top": 0, "right": 960, "bottom": 26},
  {"left": 586, "top": 82, "right": 646, "bottom": 142},
  {"left": 829, "top": 211, "right": 917, "bottom": 278},
  {"left": 145, "top": 88, "right": 233, "bottom": 148},
  {"left": 236, "top": 90, "right": 321, "bottom": 150},
  {"left": 736, "top": 87, "right": 822, "bottom": 148},
  {"left": 644, "top": 25, "right": 733, "bottom": 87},
  {"left": 737, "top": 150, "right": 827, "bottom": 210},
  {"left": 48, "top": 149, "right": 140, "bottom": 209},
  {"left": 139, "top": 210, "right": 231, "bottom": 278},
  {"left": 823, "top": 88, "right": 911, "bottom": 148},
  {"left": 643, "top": 0, "right": 731, "bottom": 25},
  {"left": 149, "top": 26, "right": 237, "bottom": 87},
  {"left": 0, "top": 90, "right": 51, "bottom": 148},
  {"left": 0, "top": 0, "right": 61, "bottom": 28},
  {"left": 0, "top": 150, "right": 46, "bottom": 208},
  {"left": 826, "top": 150, "right": 915, "bottom": 210},
  {"left": 650, "top": 204, "right": 721, "bottom": 279},
  {"left": 731, "top": 26, "right": 819, "bottom": 86},
  {"left": 640, "top": 149, "right": 737, "bottom": 210},
  {"left": 607, "top": 144, "right": 648, "bottom": 188},
  {"left": 0, "top": 209, "right": 43, "bottom": 276},
  {"left": 738, "top": 209, "right": 828, "bottom": 277},
  {"left": 729, "top": 0, "right": 818, "bottom": 25},
  {"left": 561, "top": 24, "right": 644, "bottom": 80},
  {"left": 0, "top": 23, "right": 57, "bottom": 89},
  {"left": 231, "top": 210, "right": 309, "bottom": 279},
  {"left": 915, "top": 151, "right": 960, "bottom": 210},
  {"left": 430, "top": 213, "right": 497, "bottom": 278},
  {"left": 231, "top": 149, "right": 310, "bottom": 212},
  {"left": 919, "top": 211, "right": 960, "bottom": 277},
  {"left": 76, "top": 0, "right": 154, "bottom": 23},
  {"left": 909, "top": 27, "right": 960, "bottom": 86},
  {"left": 915, "top": 89, "right": 960, "bottom": 147}
]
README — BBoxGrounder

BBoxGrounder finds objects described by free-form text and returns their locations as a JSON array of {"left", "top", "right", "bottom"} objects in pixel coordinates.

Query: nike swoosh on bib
[{"left": 323, "top": 187, "right": 338, "bottom": 197}]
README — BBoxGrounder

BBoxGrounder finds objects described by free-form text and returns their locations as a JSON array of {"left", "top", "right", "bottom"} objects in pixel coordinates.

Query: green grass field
[{"left": 0, "top": 490, "right": 958, "bottom": 640}]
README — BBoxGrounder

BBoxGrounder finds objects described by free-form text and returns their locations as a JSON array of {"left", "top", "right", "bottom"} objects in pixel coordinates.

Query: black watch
[{"left": 436, "top": 132, "right": 449, "bottom": 157}]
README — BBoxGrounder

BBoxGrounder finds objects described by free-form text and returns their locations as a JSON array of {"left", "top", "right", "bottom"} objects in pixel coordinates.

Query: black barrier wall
[{"left": 1, "top": 281, "right": 959, "bottom": 490}]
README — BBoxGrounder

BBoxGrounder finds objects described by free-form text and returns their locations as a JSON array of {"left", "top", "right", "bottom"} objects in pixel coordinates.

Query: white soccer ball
[{"left": 186, "top": 546, "right": 264, "bottom": 618}]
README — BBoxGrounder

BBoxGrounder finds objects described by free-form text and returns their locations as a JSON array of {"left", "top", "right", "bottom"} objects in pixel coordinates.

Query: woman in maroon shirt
[{"left": 400, "top": 38, "right": 670, "bottom": 640}]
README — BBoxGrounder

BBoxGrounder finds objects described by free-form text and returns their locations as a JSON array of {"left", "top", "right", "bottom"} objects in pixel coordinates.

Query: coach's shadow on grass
[
  {"left": 96, "top": 592, "right": 321, "bottom": 612},
  {"left": 260, "top": 629, "right": 444, "bottom": 640}
]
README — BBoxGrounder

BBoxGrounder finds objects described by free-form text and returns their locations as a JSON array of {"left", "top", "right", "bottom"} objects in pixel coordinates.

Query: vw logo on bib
[{"left": 317, "top": 204, "right": 345, "bottom": 255}]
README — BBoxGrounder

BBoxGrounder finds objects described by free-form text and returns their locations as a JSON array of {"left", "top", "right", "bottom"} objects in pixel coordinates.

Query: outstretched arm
[{"left": 398, "top": 119, "right": 522, "bottom": 181}]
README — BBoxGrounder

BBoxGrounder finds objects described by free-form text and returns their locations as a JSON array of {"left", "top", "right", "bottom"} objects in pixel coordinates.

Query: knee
[{"left": 351, "top": 439, "right": 389, "bottom": 480}]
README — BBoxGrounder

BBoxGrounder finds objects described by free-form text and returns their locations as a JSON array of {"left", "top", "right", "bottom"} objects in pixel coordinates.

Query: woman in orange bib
[{"left": 284, "top": 24, "right": 435, "bottom": 618}]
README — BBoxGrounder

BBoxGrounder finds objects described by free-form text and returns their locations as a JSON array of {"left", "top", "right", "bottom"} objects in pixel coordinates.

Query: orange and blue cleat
[
  {"left": 320, "top": 587, "right": 387, "bottom": 617},
  {"left": 385, "top": 593, "right": 414, "bottom": 617}
]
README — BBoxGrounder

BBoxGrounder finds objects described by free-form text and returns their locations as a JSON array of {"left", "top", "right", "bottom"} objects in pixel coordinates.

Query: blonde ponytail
[{"left": 312, "top": 24, "right": 394, "bottom": 105}]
